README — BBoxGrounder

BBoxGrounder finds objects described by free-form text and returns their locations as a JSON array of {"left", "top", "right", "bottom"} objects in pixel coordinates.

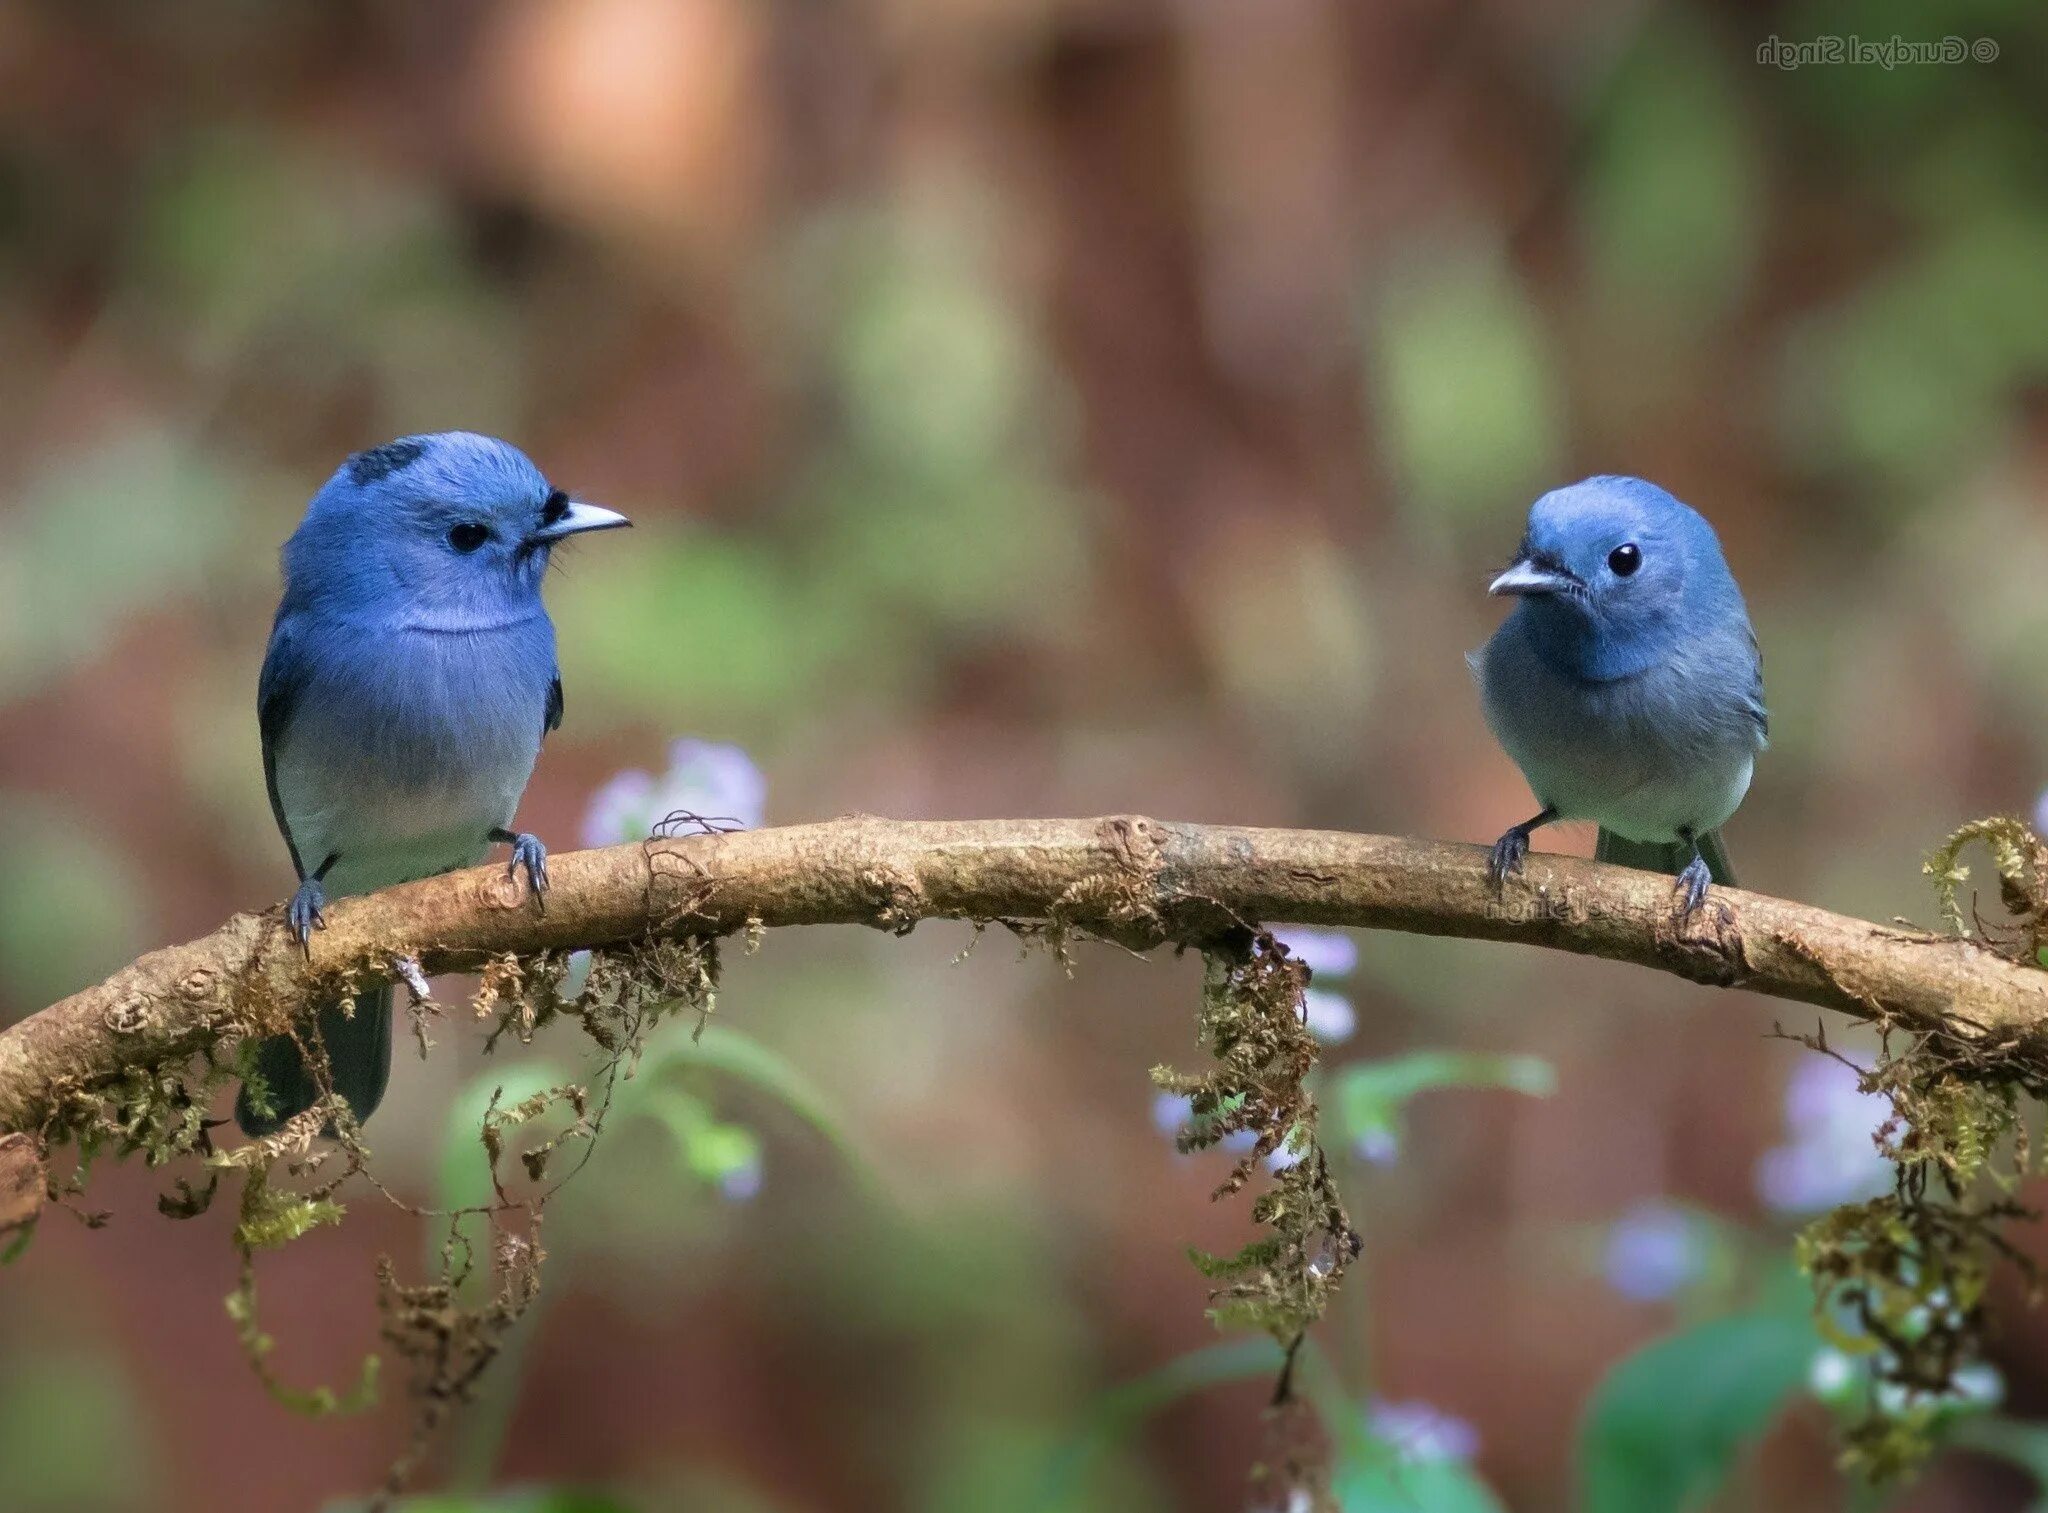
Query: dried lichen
[{"left": 373, "top": 1219, "right": 545, "bottom": 1501}]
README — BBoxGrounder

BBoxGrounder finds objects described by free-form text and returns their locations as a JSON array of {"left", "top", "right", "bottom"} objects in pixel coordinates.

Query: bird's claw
[
  {"left": 506, "top": 831, "right": 549, "bottom": 903},
  {"left": 1489, "top": 828, "right": 1531, "bottom": 889},
  {"left": 287, "top": 878, "right": 327, "bottom": 950},
  {"left": 1674, "top": 855, "right": 1713, "bottom": 919}
]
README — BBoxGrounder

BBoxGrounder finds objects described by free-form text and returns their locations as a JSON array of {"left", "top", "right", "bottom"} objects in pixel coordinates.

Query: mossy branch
[{"left": 5, "top": 814, "right": 2048, "bottom": 1137}]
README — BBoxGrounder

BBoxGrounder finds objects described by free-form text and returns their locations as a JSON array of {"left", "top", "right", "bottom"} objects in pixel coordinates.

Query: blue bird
[
  {"left": 236, "top": 433, "right": 629, "bottom": 1136},
  {"left": 1471, "top": 476, "right": 1766, "bottom": 916}
]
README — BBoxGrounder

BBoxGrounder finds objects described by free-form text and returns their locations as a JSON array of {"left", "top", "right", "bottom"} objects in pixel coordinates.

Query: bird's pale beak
[
  {"left": 530, "top": 501, "right": 632, "bottom": 544},
  {"left": 1488, "top": 557, "right": 1575, "bottom": 597}
]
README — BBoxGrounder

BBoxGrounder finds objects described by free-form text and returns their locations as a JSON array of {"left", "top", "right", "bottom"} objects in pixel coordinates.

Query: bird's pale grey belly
[
  {"left": 1478, "top": 639, "right": 1756, "bottom": 843},
  {"left": 273, "top": 633, "right": 546, "bottom": 898}
]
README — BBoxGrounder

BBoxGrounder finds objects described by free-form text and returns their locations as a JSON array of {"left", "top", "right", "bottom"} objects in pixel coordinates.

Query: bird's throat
[{"left": 1517, "top": 599, "right": 1670, "bottom": 683}]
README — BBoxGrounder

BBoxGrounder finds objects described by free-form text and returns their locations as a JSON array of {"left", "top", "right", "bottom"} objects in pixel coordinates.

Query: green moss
[
  {"left": 1924, "top": 814, "right": 2048, "bottom": 960},
  {"left": 1153, "top": 932, "right": 1361, "bottom": 1349},
  {"left": 1792, "top": 815, "right": 2048, "bottom": 1480}
]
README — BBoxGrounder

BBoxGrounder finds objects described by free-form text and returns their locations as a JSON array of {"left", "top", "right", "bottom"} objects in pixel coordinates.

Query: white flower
[{"left": 1302, "top": 987, "right": 1356, "bottom": 1045}]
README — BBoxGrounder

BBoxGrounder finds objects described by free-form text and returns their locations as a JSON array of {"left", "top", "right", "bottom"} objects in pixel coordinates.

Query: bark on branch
[{"left": 4, "top": 815, "right": 2045, "bottom": 1136}]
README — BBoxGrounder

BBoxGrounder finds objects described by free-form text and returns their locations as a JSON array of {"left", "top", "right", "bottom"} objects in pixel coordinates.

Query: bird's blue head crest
[
  {"left": 281, "top": 432, "right": 629, "bottom": 629},
  {"left": 1489, "top": 476, "right": 1741, "bottom": 679}
]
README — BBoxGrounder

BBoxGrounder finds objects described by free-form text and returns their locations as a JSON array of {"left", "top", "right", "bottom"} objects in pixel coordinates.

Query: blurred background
[{"left": 5, "top": 0, "right": 2048, "bottom": 1509}]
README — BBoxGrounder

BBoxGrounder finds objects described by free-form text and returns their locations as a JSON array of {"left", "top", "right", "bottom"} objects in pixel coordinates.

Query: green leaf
[
  {"left": 1578, "top": 1311, "right": 1816, "bottom": 1513},
  {"left": 1335, "top": 1454, "right": 1507, "bottom": 1513},
  {"left": 437, "top": 1062, "right": 578, "bottom": 1216},
  {"left": 638, "top": 1024, "right": 886, "bottom": 1196},
  {"left": 1333, "top": 1051, "right": 1555, "bottom": 1155},
  {"left": 361, "top": 1490, "right": 638, "bottom": 1513}
]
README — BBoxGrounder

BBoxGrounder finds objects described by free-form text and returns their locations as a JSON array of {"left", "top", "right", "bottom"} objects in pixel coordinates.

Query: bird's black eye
[
  {"left": 541, "top": 489, "right": 569, "bottom": 526},
  {"left": 1608, "top": 543, "right": 1642, "bottom": 577},
  {"left": 448, "top": 523, "right": 490, "bottom": 553}
]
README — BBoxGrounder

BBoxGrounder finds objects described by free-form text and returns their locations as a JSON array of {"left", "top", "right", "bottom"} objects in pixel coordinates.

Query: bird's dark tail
[
  {"left": 1595, "top": 827, "right": 1737, "bottom": 888},
  {"left": 235, "top": 984, "right": 393, "bottom": 1137}
]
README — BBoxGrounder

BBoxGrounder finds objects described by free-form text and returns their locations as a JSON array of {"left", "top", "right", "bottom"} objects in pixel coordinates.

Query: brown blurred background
[{"left": 4, "top": 1, "right": 2048, "bottom": 1509}]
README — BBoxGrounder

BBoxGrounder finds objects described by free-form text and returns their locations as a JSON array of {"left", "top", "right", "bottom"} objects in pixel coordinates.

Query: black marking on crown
[{"left": 346, "top": 438, "right": 427, "bottom": 486}]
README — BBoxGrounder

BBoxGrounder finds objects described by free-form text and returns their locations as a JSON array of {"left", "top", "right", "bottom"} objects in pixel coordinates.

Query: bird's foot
[
  {"left": 1489, "top": 827, "right": 1532, "bottom": 889},
  {"left": 1674, "top": 853, "right": 1713, "bottom": 919},
  {"left": 504, "top": 831, "right": 549, "bottom": 903},
  {"left": 287, "top": 877, "right": 327, "bottom": 951}
]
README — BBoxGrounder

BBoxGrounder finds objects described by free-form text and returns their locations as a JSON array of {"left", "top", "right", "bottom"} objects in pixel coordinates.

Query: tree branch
[{"left": 4, "top": 816, "right": 2044, "bottom": 1136}]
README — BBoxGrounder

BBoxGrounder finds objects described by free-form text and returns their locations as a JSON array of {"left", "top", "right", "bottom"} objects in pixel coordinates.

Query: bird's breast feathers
[
  {"left": 266, "top": 619, "right": 554, "bottom": 895},
  {"left": 1477, "top": 617, "right": 1763, "bottom": 841}
]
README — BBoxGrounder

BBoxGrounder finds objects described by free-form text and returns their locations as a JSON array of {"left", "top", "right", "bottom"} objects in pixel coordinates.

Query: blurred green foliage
[
  {"left": 1578, "top": 1308, "right": 1817, "bottom": 1513},
  {"left": 6, "top": 0, "right": 2048, "bottom": 1509},
  {"left": 0, "top": 1349, "right": 156, "bottom": 1511},
  {"left": 1370, "top": 247, "right": 1562, "bottom": 548},
  {"left": 0, "top": 795, "right": 148, "bottom": 1007}
]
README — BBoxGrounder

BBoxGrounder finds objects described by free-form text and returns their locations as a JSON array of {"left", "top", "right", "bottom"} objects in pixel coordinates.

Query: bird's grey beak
[
  {"left": 531, "top": 501, "right": 632, "bottom": 544},
  {"left": 1488, "top": 557, "right": 1575, "bottom": 597}
]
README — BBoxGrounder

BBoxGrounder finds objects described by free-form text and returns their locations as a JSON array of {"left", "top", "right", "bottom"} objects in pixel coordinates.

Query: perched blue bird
[
  {"left": 237, "top": 433, "right": 629, "bottom": 1136},
  {"left": 1471, "top": 476, "right": 1766, "bottom": 915}
]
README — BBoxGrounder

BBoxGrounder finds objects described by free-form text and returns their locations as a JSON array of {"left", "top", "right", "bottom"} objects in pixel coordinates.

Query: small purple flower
[
  {"left": 1756, "top": 1053, "right": 1893, "bottom": 1214},
  {"left": 719, "top": 1153, "right": 763, "bottom": 1203},
  {"left": 1354, "top": 1127, "right": 1400, "bottom": 1165},
  {"left": 1275, "top": 930, "right": 1358, "bottom": 1045},
  {"left": 1602, "top": 1201, "right": 1704, "bottom": 1302},
  {"left": 659, "top": 738, "right": 768, "bottom": 831},
  {"left": 1368, "top": 1399, "right": 1480, "bottom": 1464},
  {"left": 2034, "top": 786, "right": 2048, "bottom": 839},
  {"left": 581, "top": 739, "right": 767, "bottom": 847},
  {"left": 582, "top": 768, "right": 659, "bottom": 848},
  {"left": 1153, "top": 1091, "right": 1193, "bottom": 1136},
  {"left": 1276, "top": 928, "right": 1358, "bottom": 979}
]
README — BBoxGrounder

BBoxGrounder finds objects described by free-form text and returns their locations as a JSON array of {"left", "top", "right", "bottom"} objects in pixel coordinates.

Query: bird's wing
[
  {"left": 544, "top": 673, "right": 564, "bottom": 740},
  {"left": 1745, "top": 625, "right": 1769, "bottom": 746},
  {"left": 258, "top": 617, "right": 313, "bottom": 880}
]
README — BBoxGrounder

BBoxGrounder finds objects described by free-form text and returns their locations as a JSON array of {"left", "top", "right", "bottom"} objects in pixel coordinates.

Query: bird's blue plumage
[
  {"left": 1470, "top": 476, "right": 1765, "bottom": 914},
  {"left": 237, "top": 432, "right": 629, "bottom": 1136}
]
